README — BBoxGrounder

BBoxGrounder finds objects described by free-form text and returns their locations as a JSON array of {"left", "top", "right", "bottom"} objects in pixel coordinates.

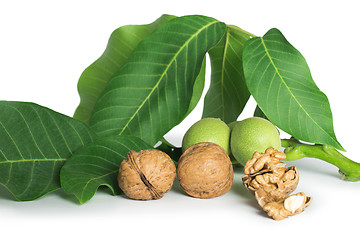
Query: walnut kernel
[
  {"left": 242, "top": 148, "right": 299, "bottom": 204},
  {"left": 263, "top": 192, "right": 312, "bottom": 220},
  {"left": 242, "top": 148, "right": 311, "bottom": 220}
]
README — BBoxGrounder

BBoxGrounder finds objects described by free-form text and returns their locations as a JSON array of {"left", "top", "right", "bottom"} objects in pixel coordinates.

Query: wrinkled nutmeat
[{"left": 242, "top": 148, "right": 311, "bottom": 220}]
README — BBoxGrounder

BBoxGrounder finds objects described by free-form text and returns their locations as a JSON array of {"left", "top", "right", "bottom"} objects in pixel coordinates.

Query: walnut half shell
[
  {"left": 118, "top": 149, "right": 176, "bottom": 200},
  {"left": 263, "top": 192, "right": 312, "bottom": 220}
]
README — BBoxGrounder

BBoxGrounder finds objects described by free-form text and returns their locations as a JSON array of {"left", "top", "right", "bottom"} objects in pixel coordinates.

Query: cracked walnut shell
[
  {"left": 177, "top": 142, "right": 233, "bottom": 199},
  {"left": 263, "top": 192, "right": 312, "bottom": 220},
  {"left": 242, "top": 148, "right": 312, "bottom": 220},
  {"left": 118, "top": 149, "right": 176, "bottom": 200},
  {"left": 242, "top": 148, "right": 299, "bottom": 205}
]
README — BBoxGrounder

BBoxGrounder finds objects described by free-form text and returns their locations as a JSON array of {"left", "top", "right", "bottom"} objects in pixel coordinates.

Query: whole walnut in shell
[
  {"left": 118, "top": 149, "right": 176, "bottom": 200},
  {"left": 177, "top": 142, "right": 233, "bottom": 199}
]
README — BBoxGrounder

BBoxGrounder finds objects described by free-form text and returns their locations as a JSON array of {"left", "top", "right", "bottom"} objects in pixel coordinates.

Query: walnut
[
  {"left": 177, "top": 142, "right": 233, "bottom": 199},
  {"left": 242, "top": 148, "right": 299, "bottom": 205},
  {"left": 242, "top": 148, "right": 311, "bottom": 220},
  {"left": 262, "top": 192, "right": 312, "bottom": 220},
  {"left": 118, "top": 149, "right": 176, "bottom": 200}
]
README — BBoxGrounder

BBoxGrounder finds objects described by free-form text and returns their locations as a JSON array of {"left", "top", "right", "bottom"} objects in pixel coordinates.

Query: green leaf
[
  {"left": 60, "top": 135, "right": 152, "bottom": 204},
  {"left": 202, "top": 25, "right": 251, "bottom": 123},
  {"left": 74, "top": 14, "right": 177, "bottom": 124},
  {"left": 243, "top": 28, "right": 344, "bottom": 151},
  {"left": 0, "top": 101, "right": 97, "bottom": 201},
  {"left": 89, "top": 15, "right": 226, "bottom": 145},
  {"left": 253, "top": 105, "right": 268, "bottom": 120}
]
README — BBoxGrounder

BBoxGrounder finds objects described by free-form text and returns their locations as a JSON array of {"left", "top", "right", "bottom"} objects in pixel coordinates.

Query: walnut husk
[
  {"left": 118, "top": 149, "right": 176, "bottom": 200},
  {"left": 177, "top": 142, "right": 233, "bottom": 199}
]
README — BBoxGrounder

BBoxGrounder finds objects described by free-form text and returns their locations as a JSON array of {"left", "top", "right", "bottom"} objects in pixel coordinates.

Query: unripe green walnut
[
  {"left": 182, "top": 118, "right": 230, "bottom": 154},
  {"left": 230, "top": 117, "right": 281, "bottom": 166}
]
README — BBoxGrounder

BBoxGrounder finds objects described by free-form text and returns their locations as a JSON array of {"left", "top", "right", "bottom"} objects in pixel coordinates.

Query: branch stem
[{"left": 281, "top": 138, "right": 360, "bottom": 181}]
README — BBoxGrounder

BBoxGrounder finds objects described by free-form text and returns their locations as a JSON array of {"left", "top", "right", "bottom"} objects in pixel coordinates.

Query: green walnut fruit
[
  {"left": 182, "top": 118, "right": 230, "bottom": 154},
  {"left": 230, "top": 117, "right": 281, "bottom": 166}
]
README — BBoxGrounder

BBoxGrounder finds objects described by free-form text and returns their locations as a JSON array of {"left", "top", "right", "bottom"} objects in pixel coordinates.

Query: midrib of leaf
[
  {"left": 118, "top": 20, "right": 220, "bottom": 135},
  {"left": 260, "top": 37, "right": 335, "bottom": 143},
  {"left": 220, "top": 29, "right": 230, "bottom": 119},
  {"left": 0, "top": 158, "right": 66, "bottom": 164}
]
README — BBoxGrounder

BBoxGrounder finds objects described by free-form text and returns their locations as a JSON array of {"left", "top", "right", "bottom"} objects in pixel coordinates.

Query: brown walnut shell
[
  {"left": 118, "top": 149, "right": 176, "bottom": 200},
  {"left": 177, "top": 142, "right": 233, "bottom": 199},
  {"left": 263, "top": 192, "right": 312, "bottom": 220}
]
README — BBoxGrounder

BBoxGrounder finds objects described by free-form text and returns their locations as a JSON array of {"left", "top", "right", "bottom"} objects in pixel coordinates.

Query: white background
[{"left": 1, "top": 0, "right": 359, "bottom": 239}]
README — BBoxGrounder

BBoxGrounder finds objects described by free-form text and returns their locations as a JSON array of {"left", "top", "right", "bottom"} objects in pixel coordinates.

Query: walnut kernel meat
[
  {"left": 242, "top": 148, "right": 299, "bottom": 201},
  {"left": 242, "top": 148, "right": 311, "bottom": 220},
  {"left": 263, "top": 192, "right": 312, "bottom": 220}
]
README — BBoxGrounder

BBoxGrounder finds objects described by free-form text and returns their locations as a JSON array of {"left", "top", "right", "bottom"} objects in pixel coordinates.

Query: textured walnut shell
[
  {"left": 118, "top": 149, "right": 176, "bottom": 200},
  {"left": 177, "top": 142, "right": 233, "bottom": 199},
  {"left": 263, "top": 192, "right": 312, "bottom": 220}
]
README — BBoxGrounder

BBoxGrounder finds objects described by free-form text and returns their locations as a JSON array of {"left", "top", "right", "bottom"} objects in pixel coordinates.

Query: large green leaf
[
  {"left": 202, "top": 25, "right": 251, "bottom": 123},
  {"left": 243, "top": 28, "right": 344, "bottom": 151},
  {"left": 60, "top": 135, "right": 152, "bottom": 204},
  {"left": 89, "top": 15, "right": 226, "bottom": 145},
  {"left": 0, "top": 101, "right": 97, "bottom": 201},
  {"left": 74, "top": 14, "right": 176, "bottom": 124}
]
